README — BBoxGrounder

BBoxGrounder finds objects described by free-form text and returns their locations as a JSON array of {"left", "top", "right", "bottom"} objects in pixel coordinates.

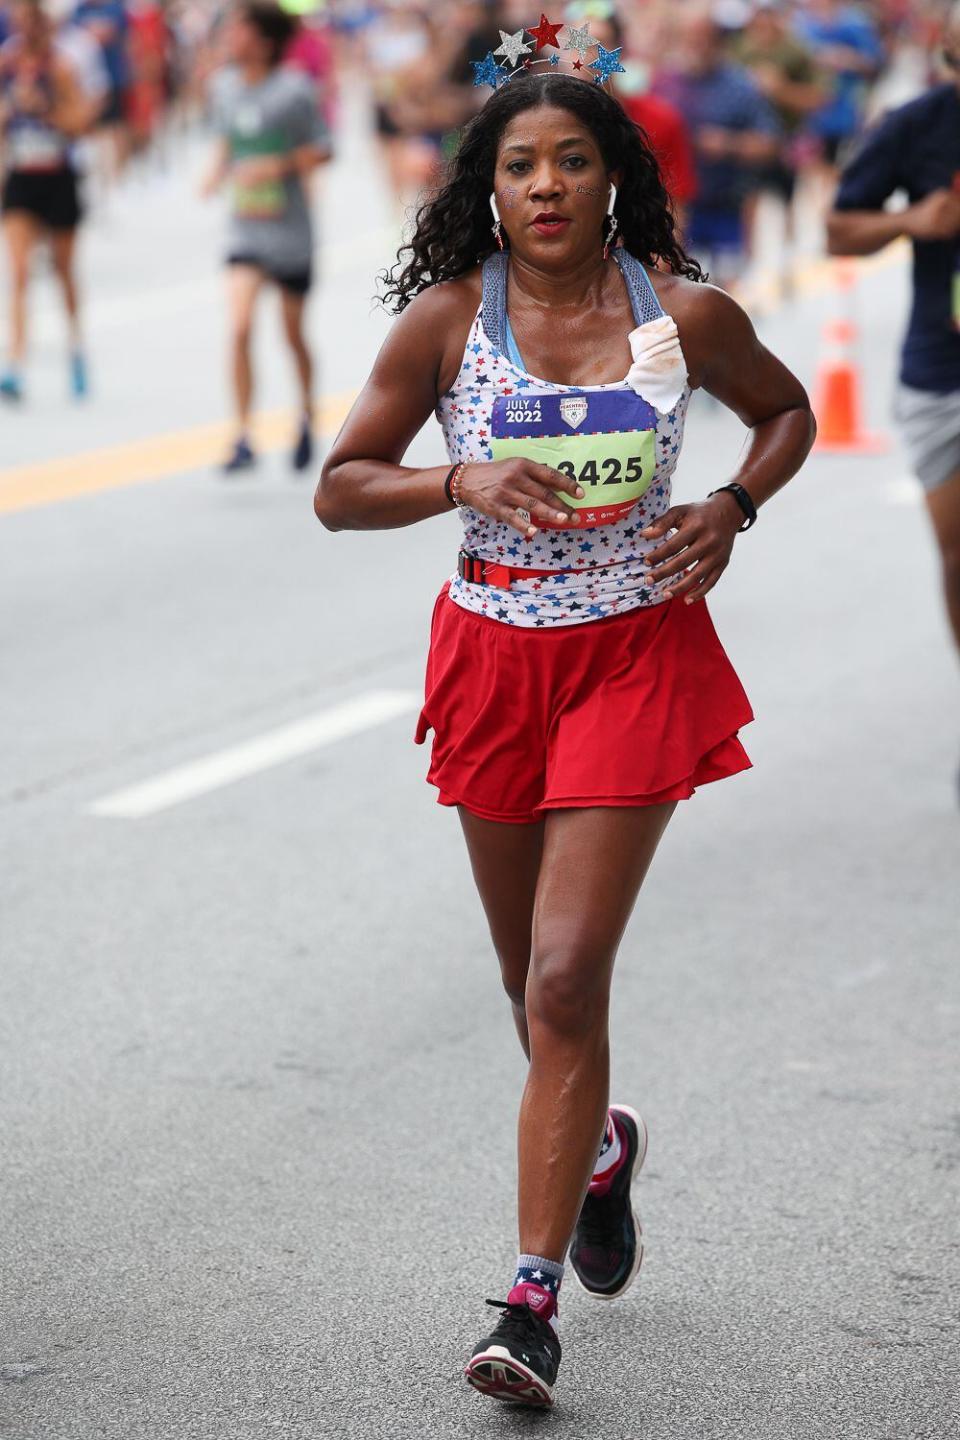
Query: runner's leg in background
[
  {"left": 2, "top": 210, "right": 40, "bottom": 386},
  {"left": 925, "top": 471, "right": 960, "bottom": 655},
  {"left": 227, "top": 262, "right": 263, "bottom": 441}
]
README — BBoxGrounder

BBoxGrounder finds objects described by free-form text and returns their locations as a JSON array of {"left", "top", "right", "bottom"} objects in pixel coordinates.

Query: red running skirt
[{"left": 415, "top": 584, "right": 754, "bottom": 825}]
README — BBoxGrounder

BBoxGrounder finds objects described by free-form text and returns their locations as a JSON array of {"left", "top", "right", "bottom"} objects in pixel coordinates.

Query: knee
[
  {"left": 495, "top": 949, "right": 528, "bottom": 1011},
  {"left": 526, "top": 947, "right": 610, "bottom": 1040}
]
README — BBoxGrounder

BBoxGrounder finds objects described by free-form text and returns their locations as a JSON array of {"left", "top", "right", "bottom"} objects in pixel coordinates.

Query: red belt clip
[{"left": 458, "top": 549, "right": 564, "bottom": 590}]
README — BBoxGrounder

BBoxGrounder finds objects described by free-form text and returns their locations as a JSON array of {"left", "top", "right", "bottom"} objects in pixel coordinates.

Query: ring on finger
[{"left": 516, "top": 507, "right": 531, "bottom": 525}]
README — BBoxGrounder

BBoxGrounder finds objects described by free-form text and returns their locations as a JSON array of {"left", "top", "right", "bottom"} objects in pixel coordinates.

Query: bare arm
[
  {"left": 315, "top": 286, "right": 465, "bottom": 532},
  {"left": 828, "top": 189, "right": 960, "bottom": 256},
  {"left": 643, "top": 282, "right": 815, "bottom": 602},
  {"left": 315, "top": 281, "right": 583, "bottom": 536},
  {"left": 199, "top": 136, "right": 230, "bottom": 197}
]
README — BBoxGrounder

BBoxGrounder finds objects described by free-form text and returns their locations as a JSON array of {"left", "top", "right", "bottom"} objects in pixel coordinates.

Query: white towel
[{"left": 626, "top": 314, "right": 688, "bottom": 414}]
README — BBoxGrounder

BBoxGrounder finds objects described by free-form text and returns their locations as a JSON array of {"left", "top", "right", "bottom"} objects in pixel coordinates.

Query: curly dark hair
[{"left": 380, "top": 72, "right": 703, "bottom": 313}]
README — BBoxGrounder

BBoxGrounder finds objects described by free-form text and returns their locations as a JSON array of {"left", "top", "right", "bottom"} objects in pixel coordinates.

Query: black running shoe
[
  {"left": 464, "top": 1284, "right": 561, "bottom": 1408},
  {"left": 221, "top": 437, "right": 256, "bottom": 475},
  {"left": 569, "top": 1104, "right": 648, "bottom": 1300},
  {"left": 291, "top": 419, "right": 313, "bottom": 472}
]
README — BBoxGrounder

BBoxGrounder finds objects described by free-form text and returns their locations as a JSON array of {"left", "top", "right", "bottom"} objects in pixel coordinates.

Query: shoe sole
[
  {"left": 571, "top": 1103, "right": 648, "bottom": 1303},
  {"left": 464, "top": 1347, "right": 554, "bottom": 1408}
]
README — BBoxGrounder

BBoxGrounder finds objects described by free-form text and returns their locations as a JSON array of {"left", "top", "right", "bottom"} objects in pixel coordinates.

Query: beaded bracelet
[{"left": 443, "top": 462, "right": 467, "bottom": 508}]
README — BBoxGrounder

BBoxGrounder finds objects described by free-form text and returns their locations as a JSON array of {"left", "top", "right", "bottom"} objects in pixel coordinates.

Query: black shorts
[
  {"left": 1, "top": 167, "right": 82, "bottom": 230},
  {"left": 756, "top": 159, "right": 797, "bottom": 203},
  {"left": 226, "top": 253, "right": 312, "bottom": 296}
]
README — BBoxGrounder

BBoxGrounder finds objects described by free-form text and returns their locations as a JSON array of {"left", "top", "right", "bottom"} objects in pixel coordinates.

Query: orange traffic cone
[{"left": 813, "top": 260, "right": 890, "bottom": 454}]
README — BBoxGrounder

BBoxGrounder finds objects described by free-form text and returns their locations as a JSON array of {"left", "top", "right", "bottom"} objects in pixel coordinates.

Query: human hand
[
  {"left": 458, "top": 459, "right": 585, "bottom": 538},
  {"left": 903, "top": 189, "right": 960, "bottom": 243},
  {"left": 696, "top": 125, "right": 733, "bottom": 159},
  {"left": 641, "top": 493, "right": 743, "bottom": 603}
]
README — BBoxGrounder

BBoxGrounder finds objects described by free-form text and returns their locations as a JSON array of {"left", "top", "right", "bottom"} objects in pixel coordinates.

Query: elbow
[
  {"left": 313, "top": 462, "right": 345, "bottom": 531},
  {"left": 825, "top": 213, "right": 851, "bottom": 257}
]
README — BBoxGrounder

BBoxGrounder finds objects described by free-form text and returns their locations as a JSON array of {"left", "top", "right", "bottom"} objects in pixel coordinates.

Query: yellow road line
[{"left": 0, "top": 391, "right": 357, "bottom": 517}]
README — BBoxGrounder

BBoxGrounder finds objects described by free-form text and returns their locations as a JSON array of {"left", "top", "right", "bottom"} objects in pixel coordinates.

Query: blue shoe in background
[
  {"left": 0, "top": 369, "right": 23, "bottom": 402},
  {"left": 70, "top": 352, "right": 89, "bottom": 399}
]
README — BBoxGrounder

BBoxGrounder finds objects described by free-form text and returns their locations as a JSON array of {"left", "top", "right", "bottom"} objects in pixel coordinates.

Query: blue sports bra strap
[
  {"left": 613, "top": 249, "right": 665, "bottom": 326},
  {"left": 481, "top": 251, "right": 509, "bottom": 353}
]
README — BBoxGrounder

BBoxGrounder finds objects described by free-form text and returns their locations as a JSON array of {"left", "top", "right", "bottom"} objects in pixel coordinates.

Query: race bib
[
  {"left": 7, "top": 121, "right": 65, "bottom": 171},
  {"left": 489, "top": 389, "right": 657, "bottom": 528},
  {"left": 232, "top": 179, "right": 286, "bottom": 219}
]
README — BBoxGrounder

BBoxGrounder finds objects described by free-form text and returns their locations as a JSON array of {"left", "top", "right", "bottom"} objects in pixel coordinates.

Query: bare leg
[
  {"left": 226, "top": 264, "right": 263, "bottom": 438},
  {"left": 458, "top": 810, "right": 545, "bottom": 1059},
  {"left": 518, "top": 803, "right": 675, "bottom": 1261},
  {"left": 925, "top": 470, "right": 960, "bottom": 656},
  {"left": 2, "top": 211, "right": 40, "bottom": 367},
  {"left": 279, "top": 286, "right": 314, "bottom": 419},
  {"left": 49, "top": 226, "right": 82, "bottom": 351}
]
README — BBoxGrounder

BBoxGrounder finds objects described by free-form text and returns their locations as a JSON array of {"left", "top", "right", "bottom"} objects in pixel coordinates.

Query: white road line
[{"left": 89, "top": 689, "right": 419, "bottom": 819}]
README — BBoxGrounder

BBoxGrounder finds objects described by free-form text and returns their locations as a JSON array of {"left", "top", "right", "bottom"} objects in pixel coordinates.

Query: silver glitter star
[
  {"left": 562, "top": 21, "right": 593, "bottom": 61},
  {"left": 494, "top": 27, "right": 532, "bottom": 68}
]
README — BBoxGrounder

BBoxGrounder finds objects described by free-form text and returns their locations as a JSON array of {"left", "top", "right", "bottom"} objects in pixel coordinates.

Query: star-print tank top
[{"left": 436, "top": 248, "right": 690, "bottom": 628}]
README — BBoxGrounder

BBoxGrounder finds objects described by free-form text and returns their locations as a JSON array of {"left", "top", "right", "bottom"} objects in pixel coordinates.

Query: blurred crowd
[
  {"left": 0, "top": 1, "right": 953, "bottom": 223},
  {"left": 0, "top": 0, "right": 956, "bottom": 404}
]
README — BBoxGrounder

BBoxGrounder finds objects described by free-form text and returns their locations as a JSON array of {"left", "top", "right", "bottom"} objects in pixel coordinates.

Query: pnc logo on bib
[{"left": 560, "top": 396, "right": 589, "bottom": 430}]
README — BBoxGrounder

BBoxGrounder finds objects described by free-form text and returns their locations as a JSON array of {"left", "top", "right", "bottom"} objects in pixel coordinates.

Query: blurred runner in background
[
  {"left": 794, "top": 0, "right": 885, "bottom": 198},
  {"left": 0, "top": 0, "right": 98, "bottom": 400},
  {"left": 71, "top": 0, "right": 131, "bottom": 182},
  {"left": 658, "top": 8, "right": 779, "bottom": 288},
  {"left": 828, "top": 1, "right": 960, "bottom": 759},
  {"left": 736, "top": 0, "right": 824, "bottom": 297},
  {"left": 565, "top": 1, "right": 697, "bottom": 225},
  {"left": 202, "top": 0, "right": 331, "bottom": 474},
  {"left": 125, "top": 0, "right": 171, "bottom": 158}
]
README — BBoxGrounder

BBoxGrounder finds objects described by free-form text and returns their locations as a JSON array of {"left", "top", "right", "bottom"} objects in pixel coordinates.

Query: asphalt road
[{"left": 2, "top": 104, "right": 959, "bottom": 1440}]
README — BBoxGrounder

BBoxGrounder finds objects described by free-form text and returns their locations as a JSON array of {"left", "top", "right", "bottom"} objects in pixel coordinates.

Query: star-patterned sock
[
  {"left": 588, "top": 1110, "right": 625, "bottom": 1196},
  {"left": 511, "top": 1254, "right": 564, "bottom": 1334}
]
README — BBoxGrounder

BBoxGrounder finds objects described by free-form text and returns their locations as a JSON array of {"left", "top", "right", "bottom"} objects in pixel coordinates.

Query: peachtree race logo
[
  {"left": 560, "top": 397, "right": 588, "bottom": 430},
  {"left": 504, "top": 397, "right": 543, "bottom": 425}
]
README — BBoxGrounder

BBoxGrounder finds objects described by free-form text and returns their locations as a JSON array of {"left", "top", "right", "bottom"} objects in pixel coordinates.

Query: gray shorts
[{"left": 894, "top": 383, "right": 960, "bottom": 492}]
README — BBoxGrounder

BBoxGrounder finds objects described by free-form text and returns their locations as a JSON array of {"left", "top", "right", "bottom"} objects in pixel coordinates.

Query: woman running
[
  {"left": 0, "top": 0, "right": 97, "bottom": 401},
  {"left": 315, "top": 66, "right": 815, "bottom": 1408}
]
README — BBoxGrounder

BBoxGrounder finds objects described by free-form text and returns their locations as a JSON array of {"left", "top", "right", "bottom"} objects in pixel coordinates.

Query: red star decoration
[
  {"left": 572, "top": 58, "right": 584, "bottom": 70},
  {"left": 528, "top": 13, "right": 563, "bottom": 50}
]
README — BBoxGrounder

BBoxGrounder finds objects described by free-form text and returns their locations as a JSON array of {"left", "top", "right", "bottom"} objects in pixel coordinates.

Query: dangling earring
[
  {"left": 490, "top": 193, "right": 505, "bottom": 252},
  {"left": 603, "top": 182, "right": 619, "bottom": 260}
]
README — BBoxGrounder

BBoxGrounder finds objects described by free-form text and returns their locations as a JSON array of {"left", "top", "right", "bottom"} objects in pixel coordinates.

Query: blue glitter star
[
  {"left": 472, "top": 51, "right": 507, "bottom": 89},
  {"left": 589, "top": 43, "right": 626, "bottom": 85},
  {"left": 549, "top": 54, "right": 560, "bottom": 67}
]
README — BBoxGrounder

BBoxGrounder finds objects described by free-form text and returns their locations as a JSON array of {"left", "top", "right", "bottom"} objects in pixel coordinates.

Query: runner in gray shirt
[{"left": 202, "top": 1, "right": 330, "bottom": 474}]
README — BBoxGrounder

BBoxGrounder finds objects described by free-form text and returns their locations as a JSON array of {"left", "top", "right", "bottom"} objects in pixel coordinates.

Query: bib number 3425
[{"left": 489, "top": 388, "right": 657, "bottom": 529}]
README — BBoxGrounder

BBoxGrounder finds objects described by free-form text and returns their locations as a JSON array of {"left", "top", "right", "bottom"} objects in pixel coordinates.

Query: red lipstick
[{"left": 531, "top": 211, "right": 571, "bottom": 237}]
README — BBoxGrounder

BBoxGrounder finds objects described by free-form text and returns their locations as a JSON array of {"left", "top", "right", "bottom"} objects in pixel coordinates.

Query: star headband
[{"left": 471, "top": 12, "right": 626, "bottom": 92}]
